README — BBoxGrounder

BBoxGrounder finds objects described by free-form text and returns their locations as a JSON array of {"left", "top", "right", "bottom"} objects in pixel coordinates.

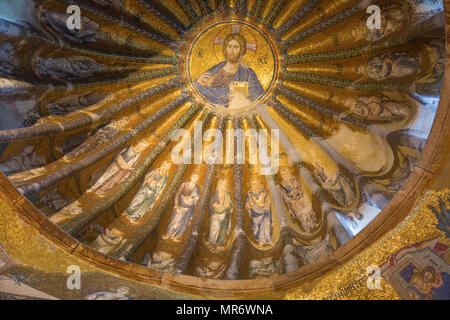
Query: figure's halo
[{"left": 212, "top": 24, "right": 258, "bottom": 65}]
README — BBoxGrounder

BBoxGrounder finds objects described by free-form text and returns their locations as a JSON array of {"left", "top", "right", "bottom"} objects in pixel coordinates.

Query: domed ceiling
[{"left": 0, "top": 0, "right": 449, "bottom": 298}]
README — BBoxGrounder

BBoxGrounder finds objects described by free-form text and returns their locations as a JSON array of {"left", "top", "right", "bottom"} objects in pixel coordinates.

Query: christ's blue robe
[
  {"left": 194, "top": 62, "right": 264, "bottom": 107},
  {"left": 432, "top": 272, "right": 450, "bottom": 300}
]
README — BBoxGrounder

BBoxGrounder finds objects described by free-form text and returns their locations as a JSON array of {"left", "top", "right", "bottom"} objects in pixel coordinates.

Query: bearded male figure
[{"left": 194, "top": 33, "right": 264, "bottom": 108}]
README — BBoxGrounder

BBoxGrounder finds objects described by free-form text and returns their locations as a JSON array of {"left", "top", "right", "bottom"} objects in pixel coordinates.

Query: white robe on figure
[{"left": 166, "top": 181, "right": 200, "bottom": 239}]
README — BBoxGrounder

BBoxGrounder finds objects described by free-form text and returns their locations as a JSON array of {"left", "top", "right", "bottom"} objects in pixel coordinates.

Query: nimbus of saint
[
  {"left": 194, "top": 33, "right": 264, "bottom": 109},
  {"left": 245, "top": 178, "right": 273, "bottom": 244},
  {"left": 207, "top": 179, "right": 233, "bottom": 246},
  {"left": 166, "top": 174, "right": 200, "bottom": 239},
  {"left": 125, "top": 161, "right": 171, "bottom": 223}
]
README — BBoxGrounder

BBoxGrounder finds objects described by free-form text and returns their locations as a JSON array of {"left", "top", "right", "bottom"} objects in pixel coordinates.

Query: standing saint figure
[
  {"left": 245, "top": 178, "right": 272, "bottom": 244},
  {"left": 313, "top": 163, "right": 356, "bottom": 207},
  {"left": 125, "top": 161, "right": 171, "bottom": 222},
  {"left": 194, "top": 33, "right": 264, "bottom": 108},
  {"left": 207, "top": 179, "right": 233, "bottom": 246},
  {"left": 89, "top": 140, "right": 148, "bottom": 197},
  {"left": 279, "top": 168, "right": 319, "bottom": 232},
  {"left": 166, "top": 174, "right": 200, "bottom": 239}
]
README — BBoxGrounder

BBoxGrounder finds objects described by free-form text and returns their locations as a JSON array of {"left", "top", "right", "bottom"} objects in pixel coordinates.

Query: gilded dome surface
[{"left": 0, "top": 0, "right": 448, "bottom": 296}]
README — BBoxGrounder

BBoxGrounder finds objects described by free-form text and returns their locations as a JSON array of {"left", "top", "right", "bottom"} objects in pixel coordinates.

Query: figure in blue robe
[
  {"left": 166, "top": 175, "right": 200, "bottom": 239},
  {"left": 194, "top": 61, "right": 264, "bottom": 107},
  {"left": 431, "top": 272, "right": 450, "bottom": 300},
  {"left": 125, "top": 162, "right": 170, "bottom": 223},
  {"left": 245, "top": 178, "right": 273, "bottom": 244}
]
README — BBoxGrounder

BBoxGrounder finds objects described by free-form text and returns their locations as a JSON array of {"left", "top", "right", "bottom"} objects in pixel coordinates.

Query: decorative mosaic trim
[
  {"left": 216, "top": 0, "right": 228, "bottom": 13},
  {"left": 137, "top": 0, "right": 187, "bottom": 34},
  {"left": 118, "top": 3, "right": 179, "bottom": 42},
  {"left": 284, "top": 38, "right": 403, "bottom": 64},
  {"left": 263, "top": 0, "right": 288, "bottom": 26},
  {"left": 283, "top": 2, "right": 362, "bottom": 47},
  {"left": 233, "top": 118, "right": 245, "bottom": 234},
  {"left": 267, "top": 99, "right": 317, "bottom": 138},
  {"left": 175, "top": 0, "right": 201, "bottom": 23},
  {"left": 238, "top": 0, "right": 248, "bottom": 16},
  {"left": 83, "top": 0, "right": 178, "bottom": 42},
  {"left": 274, "top": 0, "right": 321, "bottom": 36},
  {"left": 61, "top": 46, "right": 177, "bottom": 64},
  {"left": 71, "top": 67, "right": 180, "bottom": 90},
  {"left": 276, "top": 85, "right": 368, "bottom": 128},
  {"left": 282, "top": 71, "right": 407, "bottom": 92},
  {"left": 198, "top": 0, "right": 213, "bottom": 15}
]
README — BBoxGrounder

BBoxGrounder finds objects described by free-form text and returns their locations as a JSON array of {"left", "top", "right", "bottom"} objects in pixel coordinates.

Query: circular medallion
[{"left": 186, "top": 20, "right": 279, "bottom": 113}]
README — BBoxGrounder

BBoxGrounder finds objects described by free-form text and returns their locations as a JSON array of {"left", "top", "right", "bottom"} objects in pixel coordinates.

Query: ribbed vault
[{"left": 0, "top": 0, "right": 448, "bottom": 296}]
